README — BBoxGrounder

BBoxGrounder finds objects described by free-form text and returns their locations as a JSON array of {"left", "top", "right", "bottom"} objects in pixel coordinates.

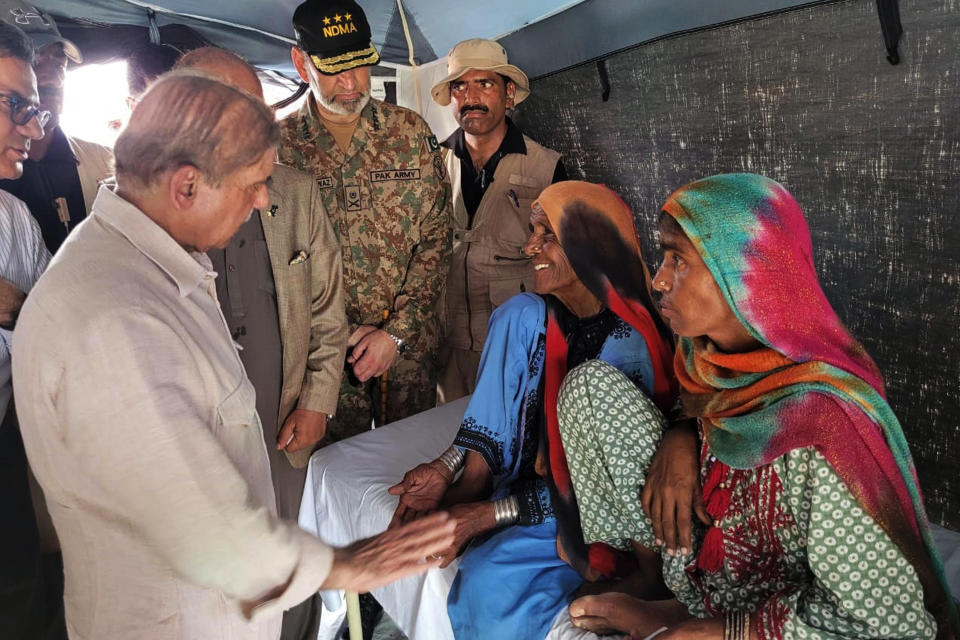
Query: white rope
[{"left": 395, "top": 0, "right": 422, "bottom": 115}]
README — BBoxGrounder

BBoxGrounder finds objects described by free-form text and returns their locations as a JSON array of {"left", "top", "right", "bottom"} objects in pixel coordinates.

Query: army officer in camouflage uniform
[{"left": 280, "top": 0, "right": 451, "bottom": 442}]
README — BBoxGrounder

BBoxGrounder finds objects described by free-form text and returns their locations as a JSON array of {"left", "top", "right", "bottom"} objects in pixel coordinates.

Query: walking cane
[
  {"left": 345, "top": 590, "right": 362, "bottom": 640},
  {"left": 379, "top": 309, "right": 389, "bottom": 426},
  {"left": 346, "top": 311, "right": 391, "bottom": 640}
]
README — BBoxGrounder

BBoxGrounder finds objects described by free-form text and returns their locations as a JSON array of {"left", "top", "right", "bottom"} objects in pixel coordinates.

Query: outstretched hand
[
  {"left": 435, "top": 502, "right": 496, "bottom": 568},
  {"left": 387, "top": 461, "right": 452, "bottom": 528},
  {"left": 640, "top": 420, "right": 709, "bottom": 556},
  {"left": 320, "top": 512, "right": 455, "bottom": 593}
]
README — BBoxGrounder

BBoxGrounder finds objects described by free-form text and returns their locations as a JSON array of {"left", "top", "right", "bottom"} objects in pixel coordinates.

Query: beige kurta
[{"left": 13, "top": 186, "right": 334, "bottom": 640}]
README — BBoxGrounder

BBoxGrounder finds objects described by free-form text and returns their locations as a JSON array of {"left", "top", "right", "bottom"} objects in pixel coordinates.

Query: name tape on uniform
[{"left": 370, "top": 169, "right": 421, "bottom": 182}]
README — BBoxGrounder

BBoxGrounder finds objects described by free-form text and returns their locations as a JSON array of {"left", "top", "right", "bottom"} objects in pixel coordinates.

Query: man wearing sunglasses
[
  {"left": 0, "top": 17, "right": 58, "bottom": 640},
  {"left": 0, "top": 1, "right": 113, "bottom": 255}
]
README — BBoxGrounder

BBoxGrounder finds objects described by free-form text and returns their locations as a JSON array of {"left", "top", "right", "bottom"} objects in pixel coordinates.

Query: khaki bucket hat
[{"left": 431, "top": 38, "right": 529, "bottom": 106}]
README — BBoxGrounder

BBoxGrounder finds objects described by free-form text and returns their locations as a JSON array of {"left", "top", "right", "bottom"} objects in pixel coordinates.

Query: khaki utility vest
[{"left": 443, "top": 135, "right": 561, "bottom": 352}]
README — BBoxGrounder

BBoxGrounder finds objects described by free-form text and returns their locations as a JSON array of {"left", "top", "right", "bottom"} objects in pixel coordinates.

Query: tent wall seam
[
  {"left": 109, "top": 0, "right": 297, "bottom": 45},
  {"left": 396, "top": 0, "right": 422, "bottom": 115}
]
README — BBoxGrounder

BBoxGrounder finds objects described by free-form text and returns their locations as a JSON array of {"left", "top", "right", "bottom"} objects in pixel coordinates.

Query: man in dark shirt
[
  {"left": 0, "top": 3, "right": 112, "bottom": 254},
  {"left": 432, "top": 38, "right": 566, "bottom": 402}
]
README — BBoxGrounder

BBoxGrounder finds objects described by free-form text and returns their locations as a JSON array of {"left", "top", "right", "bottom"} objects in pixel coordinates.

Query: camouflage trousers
[{"left": 325, "top": 355, "right": 438, "bottom": 443}]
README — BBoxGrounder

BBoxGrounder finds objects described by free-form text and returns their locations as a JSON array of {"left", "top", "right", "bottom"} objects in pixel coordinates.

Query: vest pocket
[{"left": 489, "top": 277, "right": 531, "bottom": 307}]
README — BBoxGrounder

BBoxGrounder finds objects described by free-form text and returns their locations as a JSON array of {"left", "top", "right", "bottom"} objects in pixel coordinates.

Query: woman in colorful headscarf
[
  {"left": 558, "top": 173, "right": 956, "bottom": 639},
  {"left": 388, "top": 181, "right": 676, "bottom": 640}
]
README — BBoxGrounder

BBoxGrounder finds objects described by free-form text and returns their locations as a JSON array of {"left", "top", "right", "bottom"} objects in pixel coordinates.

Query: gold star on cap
[
  {"left": 323, "top": 16, "right": 330, "bottom": 25},
  {"left": 345, "top": 13, "right": 352, "bottom": 20},
  {"left": 334, "top": 13, "right": 342, "bottom": 22}
]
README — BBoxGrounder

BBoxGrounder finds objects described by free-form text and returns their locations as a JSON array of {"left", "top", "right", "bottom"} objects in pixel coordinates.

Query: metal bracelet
[
  {"left": 437, "top": 446, "right": 465, "bottom": 476},
  {"left": 492, "top": 495, "right": 520, "bottom": 526},
  {"left": 723, "top": 610, "right": 749, "bottom": 640},
  {"left": 386, "top": 332, "right": 406, "bottom": 354}
]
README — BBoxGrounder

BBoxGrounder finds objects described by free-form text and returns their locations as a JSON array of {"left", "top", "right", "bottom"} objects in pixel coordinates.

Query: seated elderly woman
[
  {"left": 389, "top": 181, "right": 676, "bottom": 640},
  {"left": 555, "top": 174, "right": 957, "bottom": 639}
]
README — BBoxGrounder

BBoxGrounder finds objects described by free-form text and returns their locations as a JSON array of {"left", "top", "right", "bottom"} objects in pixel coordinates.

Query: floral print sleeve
[{"left": 768, "top": 448, "right": 936, "bottom": 639}]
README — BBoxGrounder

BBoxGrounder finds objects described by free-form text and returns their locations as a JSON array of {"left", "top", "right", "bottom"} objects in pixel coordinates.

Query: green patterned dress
[{"left": 557, "top": 360, "right": 936, "bottom": 639}]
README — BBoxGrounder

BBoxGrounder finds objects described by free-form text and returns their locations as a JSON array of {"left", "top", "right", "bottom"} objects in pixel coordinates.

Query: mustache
[{"left": 459, "top": 104, "right": 489, "bottom": 116}]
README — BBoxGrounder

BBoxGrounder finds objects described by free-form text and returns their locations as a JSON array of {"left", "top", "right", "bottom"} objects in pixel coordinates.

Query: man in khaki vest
[{"left": 432, "top": 39, "right": 566, "bottom": 403}]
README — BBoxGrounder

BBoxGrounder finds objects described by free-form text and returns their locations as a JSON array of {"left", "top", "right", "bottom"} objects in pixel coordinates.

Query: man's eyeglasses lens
[{"left": 0, "top": 94, "right": 51, "bottom": 128}]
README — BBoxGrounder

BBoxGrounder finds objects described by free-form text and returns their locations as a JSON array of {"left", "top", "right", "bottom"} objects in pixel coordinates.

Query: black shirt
[
  {"left": 0, "top": 127, "right": 88, "bottom": 254},
  {"left": 441, "top": 117, "right": 566, "bottom": 228}
]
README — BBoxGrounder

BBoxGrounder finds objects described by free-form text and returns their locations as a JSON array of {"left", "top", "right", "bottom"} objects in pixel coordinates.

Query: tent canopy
[{"left": 39, "top": 0, "right": 845, "bottom": 78}]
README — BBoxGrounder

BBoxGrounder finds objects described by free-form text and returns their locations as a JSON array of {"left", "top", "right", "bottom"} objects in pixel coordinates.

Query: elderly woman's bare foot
[{"left": 568, "top": 593, "right": 690, "bottom": 637}]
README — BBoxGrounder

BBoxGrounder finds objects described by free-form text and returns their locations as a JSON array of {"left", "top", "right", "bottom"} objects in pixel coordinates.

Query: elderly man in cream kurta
[
  {"left": 175, "top": 46, "right": 349, "bottom": 640},
  {"left": 12, "top": 72, "right": 452, "bottom": 640}
]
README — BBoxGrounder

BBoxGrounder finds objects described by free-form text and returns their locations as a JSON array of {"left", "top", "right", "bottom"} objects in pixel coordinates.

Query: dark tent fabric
[
  {"left": 36, "top": 0, "right": 851, "bottom": 75},
  {"left": 515, "top": 0, "right": 960, "bottom": 529}
]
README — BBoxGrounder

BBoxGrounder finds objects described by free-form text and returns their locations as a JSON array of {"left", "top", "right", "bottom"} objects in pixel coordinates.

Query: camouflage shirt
[{"left": 279, "top": 96, "right": 452, "bottom": 357}]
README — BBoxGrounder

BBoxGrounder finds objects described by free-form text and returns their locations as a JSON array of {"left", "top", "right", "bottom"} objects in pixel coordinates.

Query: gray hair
[
  {"left": 175, "top": 46, "right": 251, "bottom": 73},
  {"left": 114, "top": 71, "right": 279, "bottom": 189}
]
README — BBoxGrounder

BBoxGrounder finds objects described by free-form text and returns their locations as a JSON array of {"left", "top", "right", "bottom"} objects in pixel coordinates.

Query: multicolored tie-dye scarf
[
  {"left": 534, "top": 181, "right": 676, "bottom": 580},
  {"left": 663, "top": 173, "right": 957, "bottom": 638}
]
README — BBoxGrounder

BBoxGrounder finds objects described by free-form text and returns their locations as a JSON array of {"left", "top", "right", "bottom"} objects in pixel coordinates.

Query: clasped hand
[
  {"left": 347, "top": 325, "right": 399, "bottom": 382},
  {"left": 640, "top": 420, "right": 710, "bottom": 556},
  {"left": 388, "top": 462, "right": 497, "bottom": 567}
]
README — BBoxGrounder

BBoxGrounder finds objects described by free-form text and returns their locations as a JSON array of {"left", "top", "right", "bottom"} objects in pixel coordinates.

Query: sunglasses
[{"left": 0, "top": 92, "right": 51, "bottom": 128}]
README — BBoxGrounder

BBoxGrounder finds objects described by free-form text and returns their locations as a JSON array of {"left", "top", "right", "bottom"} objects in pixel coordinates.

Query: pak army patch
[
  {"left": 433, "top": 154, "right": 445, "bottom": 181},
  {"left": 424, "top": 134, "right": 440, "bottom": 153},
  {"left": 344, "top": 184, "right": 362, "bottom": 211},
  {"left": 370, "top": 169, "right": 420, "bottom": 182}
]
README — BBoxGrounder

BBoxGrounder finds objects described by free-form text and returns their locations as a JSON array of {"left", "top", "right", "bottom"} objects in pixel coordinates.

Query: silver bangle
[
  {"left": 437, "top": 446, "right": 465, "bottom": 476},
  {"left": 723, "top": 610, "right": 749, "bottom": 640},
  {"left": 493, "top": 495, "right": 520, "bottom": 526}
]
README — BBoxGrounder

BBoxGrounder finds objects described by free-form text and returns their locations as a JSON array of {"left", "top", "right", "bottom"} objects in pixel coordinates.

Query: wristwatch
[{"left": 386, "top": 331, "right": 409, "bottom": 354}]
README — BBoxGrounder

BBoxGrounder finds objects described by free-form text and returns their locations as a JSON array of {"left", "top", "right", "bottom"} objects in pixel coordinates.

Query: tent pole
[{"left": 396, "top": 0, "right": 422, "bottom": 114}]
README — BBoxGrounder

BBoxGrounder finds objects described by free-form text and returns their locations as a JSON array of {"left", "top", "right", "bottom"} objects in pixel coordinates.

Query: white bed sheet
[{"left": 298, "top": 397, "right": 467, "bottom": 640}]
